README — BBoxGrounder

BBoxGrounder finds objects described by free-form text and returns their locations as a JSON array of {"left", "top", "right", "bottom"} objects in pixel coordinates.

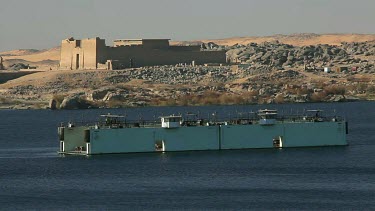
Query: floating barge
[{"left": 57, "top": 110, "right": 348, "bottom": 155}]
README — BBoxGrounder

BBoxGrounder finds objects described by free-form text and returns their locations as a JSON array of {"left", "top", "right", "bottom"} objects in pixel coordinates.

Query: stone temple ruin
[
  {"left": 59, "top": 37, "right": 226, "bottom": 70},
  {"left": 0, "top": 56, "right": 4, "bottom": 70}
]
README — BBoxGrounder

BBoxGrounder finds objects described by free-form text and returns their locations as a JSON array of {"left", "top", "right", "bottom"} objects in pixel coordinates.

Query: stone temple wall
[
  {"left": 107, "top": 46, "right": 226, "bottom": 68},
  {"left": 60, "top": 37, "right": 106, "bottom": 70},
  {"left": 59, "top": 37, "right": 226, "bottom": 70}
]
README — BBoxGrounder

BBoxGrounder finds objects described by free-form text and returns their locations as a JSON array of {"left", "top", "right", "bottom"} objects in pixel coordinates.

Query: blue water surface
[{"left": 0, "top": 102, "right": 374, "bottom": 210}]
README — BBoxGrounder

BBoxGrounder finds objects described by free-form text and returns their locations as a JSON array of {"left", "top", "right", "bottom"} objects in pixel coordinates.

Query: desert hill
[
  {"left": 0, "top": 49, "right": 42, "bottom": 56},
  {"left": 1, "top": 47, "right": 61, "bottom": 62},
  {"left": 173, "top": 33, "right": 375, "bottom": 47},
  {"left": 0, "top": 47, "right": 60, "bottom": 70},
  {"left": 0, "top": 34, "right": 374, "bottom": 70}
]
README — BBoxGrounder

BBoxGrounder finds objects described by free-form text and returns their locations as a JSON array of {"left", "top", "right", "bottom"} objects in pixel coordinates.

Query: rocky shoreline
[{"left": 0, "top": 96, "right": 370, "bottom": 110}]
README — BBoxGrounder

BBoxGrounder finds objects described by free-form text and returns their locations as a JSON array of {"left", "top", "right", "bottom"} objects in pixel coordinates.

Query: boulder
[
  {"left": 49, "top": 99, "right": 57, "bottom": 110},
  {"left": 103, "top": 92, "right": 127, "bottom": 101},
  {"left": 60, "top": 96, "right": 81, "bottom": 109},
  {"left": 258, "top": 87, "right": 271, "bottom": 96},
  {"left": 87, "top": 88, "right": 113, "bottom": 101},
  {"left": 329, "top": 95, "right": 345, "bottom": 102}
]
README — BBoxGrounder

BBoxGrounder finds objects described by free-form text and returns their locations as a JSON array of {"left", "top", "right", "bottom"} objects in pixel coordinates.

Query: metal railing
[{"left": 60, "top": 113, "right": 344, "bottom": 129}]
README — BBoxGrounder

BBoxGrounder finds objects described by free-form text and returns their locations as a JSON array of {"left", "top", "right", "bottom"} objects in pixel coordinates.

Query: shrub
[
  {"left": 324, "top": 85, "right": 346, "bottom": 95},
  {"left": 296, "top": 87, "right": 310, "bottom": 95},
  {"left": 218, "top": 94, "right": 245, "bottom": 105},
  {"left": 310, "top": 92, "right": 327, "bottom": 102},
  {"left": 311, "top": 79, "right": 325, "bottom": 89},
  {"left": 200, "top": 91, "right": 220, "bottom": 105},
  {"left": 357, "top": 83, "right": 368, "bottom": 94},
  {"left": 367, "top": 85, "right": 375, "bottom": 94},
  {"left": 274, "top": 94, "right": 284, "bottom": 104},
  {"left": 106, "top": 99, "right": 124, "bottom": 108}
]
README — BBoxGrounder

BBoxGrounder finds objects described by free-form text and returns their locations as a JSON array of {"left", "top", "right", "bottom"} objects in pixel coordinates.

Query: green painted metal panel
[
  {"left": 89, "top": 126, "right": 220, "bottom": 154},
  {"left": 90, "top": 128, "right": 156, "bottom": 154},
  {"left": 221, "top": 121, "right": 347, "bottom": 149},
  {"left": 63, "top": 126, "right": 88, "bottom": 152},
  {"left": 282, "top": 122, "right": 347, "bottom": 147},
  {"left": 221, "top": 124, "right": 284, "bottom": 149},
  {"left": 160, "top": 126, "right": 219, "bottom": 151}
]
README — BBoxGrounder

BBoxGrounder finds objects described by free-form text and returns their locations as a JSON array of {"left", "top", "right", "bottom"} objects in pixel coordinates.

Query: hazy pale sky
[{"left": 0, "top": 0, "right": 374, "bottom": 51}]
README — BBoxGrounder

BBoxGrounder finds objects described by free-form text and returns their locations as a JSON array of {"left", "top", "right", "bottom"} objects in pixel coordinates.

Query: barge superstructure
[{"left": 58, "top": 109, "right": 348, "bottom": 155}]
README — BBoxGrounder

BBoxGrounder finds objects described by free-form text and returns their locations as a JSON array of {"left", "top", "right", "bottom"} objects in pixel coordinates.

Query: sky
[{"left": 0, "top": 0, "right": 374, "bottom": 51}]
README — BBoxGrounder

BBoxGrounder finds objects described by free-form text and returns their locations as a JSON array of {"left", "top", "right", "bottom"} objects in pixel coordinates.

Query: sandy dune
[{"left": 0, "top": 49, "right": 42, "bottom": 56}]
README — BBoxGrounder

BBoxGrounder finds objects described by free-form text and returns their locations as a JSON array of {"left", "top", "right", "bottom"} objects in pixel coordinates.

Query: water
[{"left": 0, "top": 102, "right": 374, "bottom": 210}]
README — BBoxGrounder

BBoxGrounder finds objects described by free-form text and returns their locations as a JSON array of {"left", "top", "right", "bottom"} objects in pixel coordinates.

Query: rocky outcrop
[
  {"left": 8, "top": 63, "right": 29, "bottom": 70},
  {"left": 224, "top": 41, "right": 375, "bottom": 72}
]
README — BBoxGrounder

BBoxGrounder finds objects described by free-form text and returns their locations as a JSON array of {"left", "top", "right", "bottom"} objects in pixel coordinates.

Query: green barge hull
[{"left": 58, "top": 115, "right": 347, "bottom": 155}]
